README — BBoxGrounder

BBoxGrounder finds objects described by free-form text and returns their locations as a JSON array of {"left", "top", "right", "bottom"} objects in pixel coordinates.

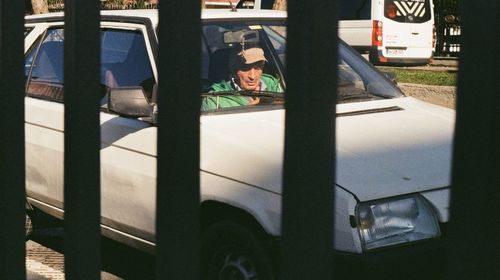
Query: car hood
[{"left": 200, "top": 97, "right": 455, "bottom": 201}]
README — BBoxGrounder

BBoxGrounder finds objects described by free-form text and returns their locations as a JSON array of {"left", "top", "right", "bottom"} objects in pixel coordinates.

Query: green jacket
[{"left": 201, "top": 74, "right": 283, "bottom": 111}]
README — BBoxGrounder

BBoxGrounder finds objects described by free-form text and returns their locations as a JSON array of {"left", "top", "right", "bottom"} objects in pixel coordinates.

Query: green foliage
[
  {"left": 379, "top": 67, "right": 457, "bottom": 86},
  {"left": 103, "top": 0, "right": 155, "bottom": 9},
  {"left": 45, "top": 0, "right": 157, "bottom": 11}
]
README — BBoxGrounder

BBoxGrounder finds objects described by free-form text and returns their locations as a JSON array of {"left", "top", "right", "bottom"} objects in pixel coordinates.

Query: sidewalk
[
  {"left": 431, "top": 57, "right": 459, "bottom": 67},
  {"left": 27, "top": 240, "right": 122, "bottom": 280},
  {"left": 362, "top": 53, "right": 459, "bottom": 72},
  {"left": 378, "top": 60, "right": 458, "bottom": 73},
  {"left": 27, "top": 271, "right": 121, "bottom": 280},
  {"left": 398, "top": 82, "right": 456, "bottom": 109},
  {"left": 408, "top": 57, "right": 458, "bottom": 72},
  {"left": 27, "top": 271, "right": 49, "bottom": 280}
]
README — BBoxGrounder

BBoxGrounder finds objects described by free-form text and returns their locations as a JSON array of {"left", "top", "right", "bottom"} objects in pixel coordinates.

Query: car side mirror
[
  {"left": 381, "top": 71, "right": 397, "bottom": 84},
  {"left": 108, "top": 86, "right": 154, "bottom": 119}
]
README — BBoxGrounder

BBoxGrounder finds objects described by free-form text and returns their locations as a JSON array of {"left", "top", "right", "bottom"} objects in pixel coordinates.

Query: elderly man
[{"left": 201, "top": 47, "right": 283, "bottom": 111}]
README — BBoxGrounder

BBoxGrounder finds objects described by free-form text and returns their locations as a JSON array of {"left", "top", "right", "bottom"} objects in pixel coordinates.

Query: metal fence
[
  {"left": 1, "top": 0, "right": 500, "bottom": 279},
  {"left": 434, "top": 0, "right": 461, "bottom": 57}
]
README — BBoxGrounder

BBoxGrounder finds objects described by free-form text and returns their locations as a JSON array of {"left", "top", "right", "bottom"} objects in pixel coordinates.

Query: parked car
[{"left": 24, "top": 8, "right": 454, "bottom": 279}]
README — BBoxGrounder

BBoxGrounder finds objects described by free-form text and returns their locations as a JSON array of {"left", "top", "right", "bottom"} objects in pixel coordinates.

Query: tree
[
  {"left": 273, "top": 0, "right": 287, "bottom": 10},
  {"left": 31, "top": 0, "right": 48, "bottom": 14}
]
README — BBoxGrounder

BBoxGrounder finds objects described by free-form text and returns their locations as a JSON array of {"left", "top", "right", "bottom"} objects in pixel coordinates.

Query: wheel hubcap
[{"left": 219, "top": 252, "right": 258, "bottom": 280}]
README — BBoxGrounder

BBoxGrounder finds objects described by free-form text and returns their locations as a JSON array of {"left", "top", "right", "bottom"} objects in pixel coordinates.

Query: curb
[{"left": 398, "top": 82, "right": 456, "bottom": 109}]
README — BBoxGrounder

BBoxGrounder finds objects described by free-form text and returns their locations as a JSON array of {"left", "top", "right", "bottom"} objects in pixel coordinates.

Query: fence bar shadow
[
  {"left": 281, "top": 0, "right": 339, "bottom": 279},
  {"left": 447, "top": 1, "right": 500, "bottom": 279},
  {"left": 63, "top": 1, "right": 102, "bottom": 279},
  {"left": 156, "top": 0, "right": 201, "bottom": 279},
  {"left": 0, "top": 1, "right": 26, "bottom": 278}
]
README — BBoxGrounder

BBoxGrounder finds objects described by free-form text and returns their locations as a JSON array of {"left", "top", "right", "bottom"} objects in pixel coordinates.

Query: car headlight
[{"left": 356, "top": 194, "right": 440, "bottom": 251}]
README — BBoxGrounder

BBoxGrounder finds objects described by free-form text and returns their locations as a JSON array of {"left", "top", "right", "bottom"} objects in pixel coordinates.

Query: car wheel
[
  {"left": 25, "top": 213, "right": 33, "bottom": 239},
  {"left": 202, "top": 221, "right": 275, "bottom": 280}
]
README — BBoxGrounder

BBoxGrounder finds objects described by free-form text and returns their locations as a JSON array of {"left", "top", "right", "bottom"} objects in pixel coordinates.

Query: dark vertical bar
[
  {"left": 63, "top": 1, "right": 101, "bottom": 279},
  {"left": 156, "top": 0, "right": 201, "bottom": 279},
  {"left": 282, "top": 0, "right": 338, "bottom": 279},
  {"left": 447, "top": 0, "right": 500, "bottom": 279},
  {"left": 0, "top": 0, "right": 26, "bottom": 278}
]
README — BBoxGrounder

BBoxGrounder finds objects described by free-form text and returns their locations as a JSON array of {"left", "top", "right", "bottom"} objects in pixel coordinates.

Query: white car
[{"left": 24, "top": 8, "right": 454, "bottom": 279}]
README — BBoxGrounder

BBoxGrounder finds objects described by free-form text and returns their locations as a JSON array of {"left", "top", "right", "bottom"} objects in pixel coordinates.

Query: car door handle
[{"left": 412, "top": 32, "right": 420, "bottom": 35}]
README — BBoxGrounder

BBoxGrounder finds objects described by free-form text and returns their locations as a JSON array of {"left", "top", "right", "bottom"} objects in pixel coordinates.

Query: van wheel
[
  {"left": 25, "top": 213, "right": 33, "bottom": 239},
  {"left": 202, "top": 221, "right": 275, "bottom": 280}
]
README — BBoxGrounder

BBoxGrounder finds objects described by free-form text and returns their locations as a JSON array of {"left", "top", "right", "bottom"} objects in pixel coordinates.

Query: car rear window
[{"left": 384, "top": 0, "right": 432, "bottom": 23}]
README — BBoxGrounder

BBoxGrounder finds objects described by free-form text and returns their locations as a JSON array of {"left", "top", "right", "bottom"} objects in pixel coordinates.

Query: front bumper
[
  {"left": 269, "top": 224, "right": 447, "bottom": 279},
  {"left": 334, "top": 239, "right": 445, "bottom": 279}
]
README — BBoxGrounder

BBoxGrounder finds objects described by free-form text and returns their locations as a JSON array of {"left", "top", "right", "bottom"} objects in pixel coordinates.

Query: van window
[
  {"left": 340, "top": 0, "right": 371, "bottom": 20},
  {"left": 384, "top": 0, "right": 432, "bottom": 23}
]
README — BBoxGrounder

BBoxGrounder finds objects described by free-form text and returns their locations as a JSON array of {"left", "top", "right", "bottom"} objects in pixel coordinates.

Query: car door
[
  {"left": 98, "top": 22, "right": 158, "bottom": 243},
  {"left": 25, "top": 26, "right": 66, "bottom": 209},
  {"left": 25, "top": 21, "right": 159, "bottom": 244}
]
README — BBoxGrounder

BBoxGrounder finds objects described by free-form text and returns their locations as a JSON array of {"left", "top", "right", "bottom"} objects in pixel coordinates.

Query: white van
[{"left": 339, "top": 0, "right": 435, "bottom": 65}]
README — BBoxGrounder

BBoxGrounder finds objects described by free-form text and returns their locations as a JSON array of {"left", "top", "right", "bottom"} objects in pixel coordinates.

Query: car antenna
[{"left": 229, "top": 1, "right": 237, "bottom": 12}]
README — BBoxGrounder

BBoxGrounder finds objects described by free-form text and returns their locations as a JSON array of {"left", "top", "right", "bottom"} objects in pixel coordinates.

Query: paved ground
[
  {"left": 378, "top": 63, "right": 458, "bottom": 73},
  {"left": 27, "top": 240, "right": 64, "bottom": 280},
  {"left": 361, "top": 54, "right": 459, "bottom": 72},
  {"left": 399, "top": 82, "right": 456, "bottom": 108},
  {"left": 26, "top": 226, "right": 154, "bottom": 280},
  {"left": 27, "top": 238, "right": 123, "bottom": 280}
]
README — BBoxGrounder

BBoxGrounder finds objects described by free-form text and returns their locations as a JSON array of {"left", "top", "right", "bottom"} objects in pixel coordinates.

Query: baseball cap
[{"left": 238, "top": 47, "right": 268, "bottom": 64}]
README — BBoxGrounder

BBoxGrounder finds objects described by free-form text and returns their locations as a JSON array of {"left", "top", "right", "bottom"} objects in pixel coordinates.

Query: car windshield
[{"left": 201, "top": 20, "right": 403, "bottom": 112}]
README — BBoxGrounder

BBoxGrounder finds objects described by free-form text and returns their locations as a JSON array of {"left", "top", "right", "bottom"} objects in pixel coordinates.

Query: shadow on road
[
  {"left": 29, "top": 213, "right": 446, "bottom": 280},
  {"left": 29, "top": 216, "right": 155, "bottom": 280}
]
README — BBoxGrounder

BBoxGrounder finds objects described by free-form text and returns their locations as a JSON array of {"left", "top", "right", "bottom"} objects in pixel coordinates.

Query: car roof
[{"left": 25, "top": 8, "right": 287, "bottom": 26}]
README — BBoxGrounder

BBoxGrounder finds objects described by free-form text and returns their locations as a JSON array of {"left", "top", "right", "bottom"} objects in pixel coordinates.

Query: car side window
[
  {"left": 24, "top": 27, "right": 155, "bottom": 103},
  {"left": 101, "top": 29, "right": 155, "bottom": 100},
  {"left": 25, "top": 35, "right": 42, "bottom": 82},
  {"left": 26, "top": 29, "right": 64, "bottom": 102}
]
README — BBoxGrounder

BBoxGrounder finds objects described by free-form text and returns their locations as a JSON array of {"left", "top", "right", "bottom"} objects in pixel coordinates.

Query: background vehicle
[
  {"left": 24, "top": 8, "right": 452, "bottom": 279},
  {"left": 338, "top": 0, "right": 435, "bottom": 65}
]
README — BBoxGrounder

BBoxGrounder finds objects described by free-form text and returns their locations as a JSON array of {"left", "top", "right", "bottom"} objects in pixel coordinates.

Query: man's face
[{"left": 236, "top": 62, "right": 264, "bottom": 91}]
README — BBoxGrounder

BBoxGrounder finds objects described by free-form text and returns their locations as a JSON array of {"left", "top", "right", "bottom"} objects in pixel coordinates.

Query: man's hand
[{"left": 248, "top": 96, "right": 260, "bottom": 105}]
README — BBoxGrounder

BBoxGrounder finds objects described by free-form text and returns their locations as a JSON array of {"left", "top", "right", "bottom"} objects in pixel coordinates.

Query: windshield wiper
[
  {"left": 338, "top": 89, "right": 392, "bottom": 103},
  {"left": 201, "top": 90, "right": 284, "bottom": 99}
]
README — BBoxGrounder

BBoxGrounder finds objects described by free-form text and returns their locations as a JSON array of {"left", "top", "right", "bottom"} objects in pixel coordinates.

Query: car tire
[
  {"left": 25, "top": 213, "right": 33, "bottom": 239},
  {"left": 202, "top": 221, "right": 275, "bottom": 280}
]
